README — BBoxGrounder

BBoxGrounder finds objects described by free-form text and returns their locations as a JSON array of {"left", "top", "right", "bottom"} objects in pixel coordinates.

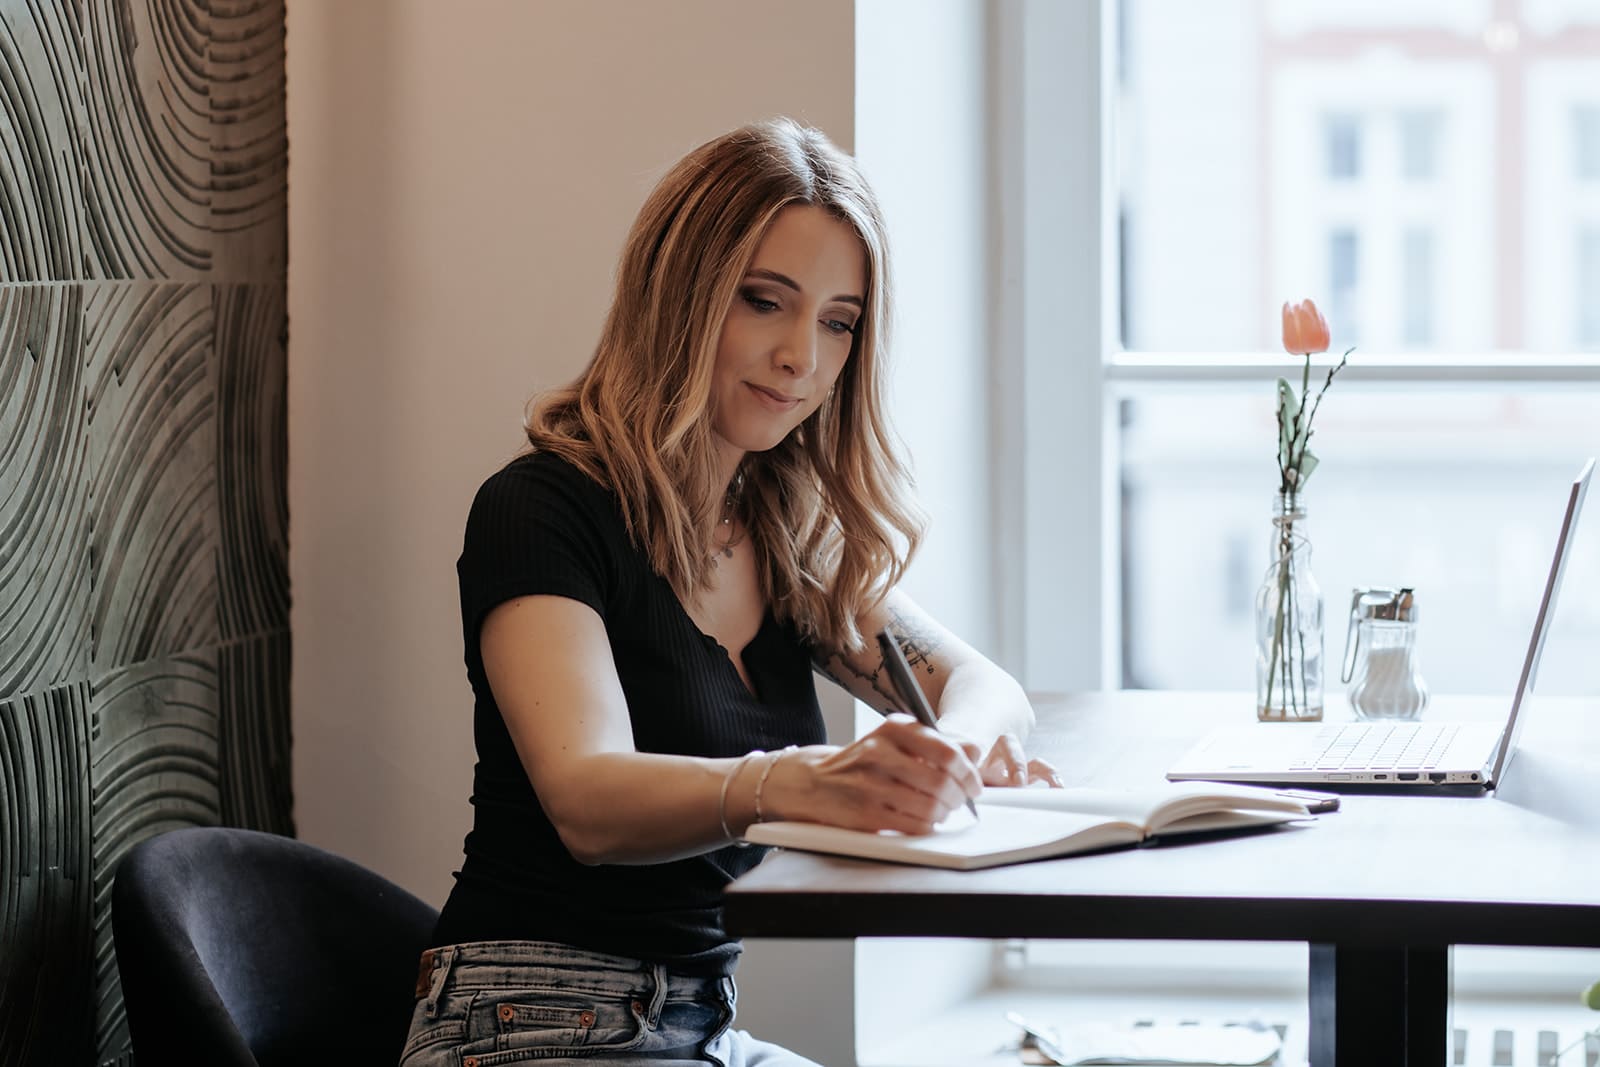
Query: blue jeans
[{"left": 399, "top": 940, "right": 821, "bottom": 1067}]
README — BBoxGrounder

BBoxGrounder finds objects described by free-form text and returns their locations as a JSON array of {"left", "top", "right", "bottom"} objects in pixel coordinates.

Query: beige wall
[
  {"left": 287, "top": 0, "right": 854, "bottom": 900},
  {"left": 286, "top": 3, "right": 1006, "bottom": 1062},
  {"left": 285, "top": 6, "right": 857, "bottom": 1059}
]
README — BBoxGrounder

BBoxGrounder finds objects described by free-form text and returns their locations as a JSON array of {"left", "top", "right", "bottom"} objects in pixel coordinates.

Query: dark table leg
[{"left": 1308, "top": 944, "right": 1450, "bottom": 1067}]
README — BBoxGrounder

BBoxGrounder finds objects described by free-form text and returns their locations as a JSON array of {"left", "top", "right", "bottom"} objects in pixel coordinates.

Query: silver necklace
[{"left": 710, "top": 474, "right": 745, "bottom": 564}]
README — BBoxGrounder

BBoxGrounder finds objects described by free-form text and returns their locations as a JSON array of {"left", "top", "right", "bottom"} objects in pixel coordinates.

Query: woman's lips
[{"left": 746, "top": 382, "right": 802, "bottom": 410}]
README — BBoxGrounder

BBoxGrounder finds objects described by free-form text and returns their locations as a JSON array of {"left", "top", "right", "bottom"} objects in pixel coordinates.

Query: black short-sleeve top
[{"left": 433, "top": 450, "right": 827, "bottom": 976}]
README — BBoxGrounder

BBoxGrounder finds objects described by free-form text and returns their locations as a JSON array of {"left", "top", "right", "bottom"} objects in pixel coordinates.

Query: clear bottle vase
[{"left": 1255, "top": 493, "right": 1324, "bottom": 721}]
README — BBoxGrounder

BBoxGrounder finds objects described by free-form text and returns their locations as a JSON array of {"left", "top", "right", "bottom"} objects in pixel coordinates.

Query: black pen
[{"left": 876, "top": 626, "right": 981, "bottom": 819}]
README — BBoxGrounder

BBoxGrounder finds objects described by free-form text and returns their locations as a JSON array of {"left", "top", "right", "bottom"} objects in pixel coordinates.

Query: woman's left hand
[{"left": 954, "top": 733, "right": 1063, "bottom": 788}]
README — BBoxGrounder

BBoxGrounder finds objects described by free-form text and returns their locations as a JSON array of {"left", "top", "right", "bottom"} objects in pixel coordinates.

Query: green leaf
[
  {"left": 1276, "top": 378, "right": 1300, "bottom": 424},
  {"left": 1276, "top": 379, "right": 1299, "bottom": 467},
  {"left": 1298, "top": 450, "right": 1319, "bottom": 487}
]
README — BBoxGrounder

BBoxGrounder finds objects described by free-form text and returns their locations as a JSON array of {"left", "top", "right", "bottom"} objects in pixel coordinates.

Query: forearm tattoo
[
  {"left": 887, "top": 608, "right": 941, "bottom": 676},
  {"left": 813, "top": 607, "right": 946, "bottom": 715},
  {"left": 815, "top": 650, "right": 898, "bottom": 713}
]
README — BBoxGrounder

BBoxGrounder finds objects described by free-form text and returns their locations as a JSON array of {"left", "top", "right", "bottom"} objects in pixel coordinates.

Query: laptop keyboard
[{"left": 1290, "top": 723, "right": 1461, "bottom": 772}]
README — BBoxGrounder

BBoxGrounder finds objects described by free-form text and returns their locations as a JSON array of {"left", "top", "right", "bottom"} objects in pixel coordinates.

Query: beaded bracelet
[
  {"left": 752, "top": 745, "right": 798, "bottom": 826},
  {"left": 718, "top": 751, "right": 762, "bottom": 844}
]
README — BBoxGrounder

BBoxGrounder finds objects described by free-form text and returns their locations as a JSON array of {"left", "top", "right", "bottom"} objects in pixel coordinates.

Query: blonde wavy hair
[{"left": 525, "top": 118, "right": 924, "bottom": 652}]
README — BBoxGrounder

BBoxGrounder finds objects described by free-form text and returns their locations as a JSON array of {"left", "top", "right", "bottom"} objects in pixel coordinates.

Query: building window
[
  {"left": 1574, "top": 105, "right": 1600, "bottom": 182},
  {"left": 1324, "top": 114, "right": 1361, "bottom": 180},
  {"left": 1399, "top": 110, "right": 1440, "bottom": 180}
]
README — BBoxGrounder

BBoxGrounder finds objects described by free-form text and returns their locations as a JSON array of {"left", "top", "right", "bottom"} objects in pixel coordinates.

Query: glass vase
[{"left": 1255, "top": 493, "right": 1324, "bottom": 721}]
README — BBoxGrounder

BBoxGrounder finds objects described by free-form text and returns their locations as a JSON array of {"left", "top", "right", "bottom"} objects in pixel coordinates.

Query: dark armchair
[{"left": 112, "top": 826, "right": 439, "bottom": 1067}]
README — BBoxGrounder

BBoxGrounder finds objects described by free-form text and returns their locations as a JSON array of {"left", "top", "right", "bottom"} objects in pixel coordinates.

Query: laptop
[{"left": 1168, "top": 458, "right": 1593, "bottom": 793}]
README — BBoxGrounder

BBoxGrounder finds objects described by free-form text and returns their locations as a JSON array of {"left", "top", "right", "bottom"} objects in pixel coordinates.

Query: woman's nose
[{"left": 774, "top": 321, "right": 818, "bottom": 377}]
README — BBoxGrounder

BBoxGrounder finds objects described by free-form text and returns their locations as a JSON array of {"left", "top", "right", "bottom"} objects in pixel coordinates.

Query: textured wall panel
[
  {"left": 85, "top": 282, "right": 219, "bottom": 671},
  {"left": 215, "top": 283, "right": 287, "bottom": 639},
  {"left": 218, "top": 629, "right": 291, "bottom": 834},
  {"left": 2, "top": 1, "right": 287, "bottom": 1060},
  {"left": 0, "top": 682, "right": 95, "bottom": 1067},
  {"left": 0, "top": 0, "right": 84, "bottom": 281},
  {"left": 88, "top": 650, "right": 221, "bottom": 1064},
  {"left": 0, "top": 284, "right": 89, "bottom": 695},
  {"left": 81, "top": 0, "right": 211, "bottom": 277},
  {"left": 209, "top": 0, "right": 285, "bottom": 278}
]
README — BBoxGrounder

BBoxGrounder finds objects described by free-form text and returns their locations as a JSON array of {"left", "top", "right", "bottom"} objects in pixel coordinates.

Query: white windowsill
[{"left": 1108, "top": 351, "right": 1600, "bottom": 384}]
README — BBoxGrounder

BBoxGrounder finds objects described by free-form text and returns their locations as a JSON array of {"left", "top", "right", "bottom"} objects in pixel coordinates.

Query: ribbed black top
[{"left": 433, "top": 450, "right": 826, "bottom": 976}]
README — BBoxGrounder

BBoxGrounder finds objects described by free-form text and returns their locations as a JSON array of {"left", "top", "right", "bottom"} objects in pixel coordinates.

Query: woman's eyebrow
[{"left": 746, "top": 268, "right": 863, "bottom": 308}]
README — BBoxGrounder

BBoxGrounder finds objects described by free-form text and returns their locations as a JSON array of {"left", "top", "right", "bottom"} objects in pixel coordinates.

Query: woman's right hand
[{"left": 760, "top": 714, "right": 983, "bottom": 835}]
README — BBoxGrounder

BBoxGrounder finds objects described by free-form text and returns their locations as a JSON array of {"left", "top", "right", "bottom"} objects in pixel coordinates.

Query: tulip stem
[
  {"left": 1300, "top": 347, "right": 1352, "bottom": 463},
  {"left": 1263, "top": 503, "right": 1312, "bottom": 720}
]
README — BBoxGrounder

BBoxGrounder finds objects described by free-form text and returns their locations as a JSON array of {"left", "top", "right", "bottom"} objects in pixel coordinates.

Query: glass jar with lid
[{"left": 1340, "top": 587, "right": 1429, "bottom": 721}]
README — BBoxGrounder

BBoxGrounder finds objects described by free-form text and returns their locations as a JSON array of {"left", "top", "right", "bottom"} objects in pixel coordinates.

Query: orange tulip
[{"left": 1281, "top": 299, "right": 1330, "bottom": 355}]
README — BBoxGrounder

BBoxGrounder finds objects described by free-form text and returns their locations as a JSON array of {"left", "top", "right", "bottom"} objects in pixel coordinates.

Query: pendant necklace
[{"left": 711, "top": 473, "right": 746, "bottom": 565}]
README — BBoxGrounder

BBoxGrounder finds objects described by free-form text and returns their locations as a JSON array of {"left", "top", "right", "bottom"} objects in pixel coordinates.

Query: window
[
  {"left": 1107, "top": 0, "right": 1600, "bottom": 693},
  {"left": 1575, "top": 105, "right": 1600, "bottom": 181},
  {"left": 1120, "top": 390, "right": 1599, "bottom": 692},
  {"left": 998, "top": 0, "right": 1600, "bottom": 1024},
  {"left": 1400, "top": 110, "right": 1441, "bottom": 179},
  {"left": 1324, "top": 114, "right": 1362, "bottom": 179}
]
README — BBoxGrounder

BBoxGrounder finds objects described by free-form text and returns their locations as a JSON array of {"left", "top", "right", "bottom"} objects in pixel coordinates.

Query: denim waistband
[{"left": 415, "top": 940, "right": 730, "bottom": 1007}]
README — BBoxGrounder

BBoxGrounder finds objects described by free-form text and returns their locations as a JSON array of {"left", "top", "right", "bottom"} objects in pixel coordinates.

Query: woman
[{"left": 401, "top": 118, "right": 1057, "bottom": 1067}]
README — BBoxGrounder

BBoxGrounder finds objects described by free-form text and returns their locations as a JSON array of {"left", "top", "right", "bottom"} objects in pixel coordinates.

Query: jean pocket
[{"left": 465, "top": 994, "right": 646, "bottom": 1063}]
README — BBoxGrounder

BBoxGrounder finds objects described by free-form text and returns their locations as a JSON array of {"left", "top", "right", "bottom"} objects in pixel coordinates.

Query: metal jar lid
[
  {"left": 1342, "top": 588, "right": 1419, "bottom": 683},
  {"left": 1351, "top": 587, "right": 1418, "bottom": 622}
]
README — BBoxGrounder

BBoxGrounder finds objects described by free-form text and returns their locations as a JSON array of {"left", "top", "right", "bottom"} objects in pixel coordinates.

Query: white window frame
[
  {"left": 990, "top": 0, "right": 1600, "bottom": 999},
  {"left": 992, "top": 0, "right": 1121, "bottom": 692}
]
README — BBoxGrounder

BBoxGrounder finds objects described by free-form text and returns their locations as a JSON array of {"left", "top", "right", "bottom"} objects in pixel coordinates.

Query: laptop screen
[{"left": 1489, "top": 458, "right": 1594, "bottom": 788}]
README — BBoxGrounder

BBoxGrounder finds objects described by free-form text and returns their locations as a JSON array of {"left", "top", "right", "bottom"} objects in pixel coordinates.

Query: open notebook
[{"left": 741, "top": 783, "right": 1317, "bottom": 870}]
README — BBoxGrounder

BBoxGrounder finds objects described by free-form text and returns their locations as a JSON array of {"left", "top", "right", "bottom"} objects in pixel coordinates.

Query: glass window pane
[
  {"left": 1116, "top": 0, "right": 1600, "bottom": 353},
  {"left": 1399, "top": 110, "right": 1440, "bottom": 180},
  {"left": 1118, "top": 389, "right": 1600, "bottom": 696},
  {"left": 1574, "top": 104, "right": 1600, "bottom": 181},
  {"left": 1325, "top": 114, "right": 1362, "bottom": 179}
]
